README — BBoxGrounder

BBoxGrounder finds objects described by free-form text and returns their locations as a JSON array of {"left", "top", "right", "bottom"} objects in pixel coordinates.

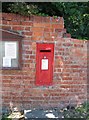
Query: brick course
[{"left": 0, "top": 13, "right": 88, "bottom": 110}]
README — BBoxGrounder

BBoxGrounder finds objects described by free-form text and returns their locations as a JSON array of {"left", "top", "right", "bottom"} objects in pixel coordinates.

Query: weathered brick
[
  {"left": 2, "top": 20, "right": 7, "bottom": 24},
  {"left": 52, "top": 23, "right": 64, "bottom": 29},
  {"left": 30, "top": 55, "right": 36, "bottom": 59},
  {"left": 25, "top": 27, "right": 31, "bottom": 31},
  {"left": 44, "top": 32, "right": 51, "bottom": 39},
  {"left": 32, "top": 36, "right": 42, "bottom": 41},
  {"left": 33, "top": 23, "right": 51, "bottom": 27},
  {"left": 8, "top": 21, "right": 21, "bottom": 25},
  {"left": 2, "top": 25, "right": 11, "bottom": 30},
  {"left": 44, "top": 28, "right": 54, "bottom": 32},
  {"left": 12, "top": 26, "right": 24, "bottom": 30},
  {"left": 33, "top": 31, "right": 43, "bottom": 37},
  {"left": 32, "top": 42, "right": 36, "bottom": 50},
  {"left": 31, "top": 27, "right": 44, "bottom": 32},
  {"left": 22, "top": 31, "right": 32, "bottom": 36},
  {"left": 21, "top": 21, "right": 33, "bottom": 26},
  {"left": 34, "top": 16, "right": 42, "bottom": 23}
]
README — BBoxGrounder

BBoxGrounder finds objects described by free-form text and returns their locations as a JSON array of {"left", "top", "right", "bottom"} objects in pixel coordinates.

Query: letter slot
[{"left": 40, "top": 50, "right": 51, "bottom": 52}]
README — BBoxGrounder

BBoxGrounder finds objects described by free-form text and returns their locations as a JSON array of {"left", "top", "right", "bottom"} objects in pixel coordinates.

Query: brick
[
  {"left": 24, "top": 16, "right": 30, "bottom": 21},
  {"left": 44, "top": 28, "right": 54, "bottom": 32},
  {"left": 25, "top": 27, "right": 31, "bottom": 31},
  {"left": 2, "top": 26, "right": 11, "bottom": 30},
  {"left": 8, "top": 21, "right": 21, "bottom": 25},
  {"left": 42, "top": 16, "right": 50, "bottom": 22},
  {"left": 22, "top": 41, "right": 31, "bottom": 45},
  {"left": 2, "top": 20, "right": 7, "bottom": 24},
  {"left": 52, "top": 23, "right": 64, "bottom": 29},
  {"left": 43, "top": 32, "right": 55, "bottom": 41},
  {"left": 25, "top": 51, "right": 33, "bottom": 54},
  {"left": 32, "top": 42, "right": 36, "bottom": 50},
  {"left": 2, "top": 84, "right": 11, "bottom": 87},
  {"left": 44, "top": 32, "right": 51, "bottom": 39},
  {"left": 24, "top": 55, "right": 30, "bottom": 59},
  {"left": 71, "top": 65, "right": 80, "bottom": 68},
  {"left": 30, "top": 63, "right": 35, "bottom": 68},
  {"left": 22, "top": 31, "right": 32, "bottom": 36},
  {"left": 75, "top": 68, "right": 83, "bottom": 72},
  {"left": 59, "top": 17, "right": 64, "bottom": 23},
  {"left": 12, "top": 26, "right": 24, "bottom": 31},
  {"left": 31, "top": 27, "right": 43, "bottom": 32},
  {"left": 21, "top": 21, "right": 33, "bottom": 26},
  {"left": 63, "top": 43, "right": 73, "bottom": 46},
  {"left": 32, "top": 36, "right": 42, "bottom": 41},
  {"left": 44, "top": 37, "right": 53, "bottom": 41},
  {"left": 30, "top": 55, "right": 35, "bottom": 59},
  {"left": 33, "top": 31, "right": 43, "bottom": 37},
  {"left": 74, "top": 44, "right": 83, "bottom": 47},
  {"left": 34, "top": 16, "right": 42, "bottom": 23},
  {"left": 55, "top": 29, "right": 63, "bottom": 32},
  {"left": 59, "top": 48, "right": 64, "bottom": 51},
  {"left": 33, "top": 23, "right": 51, "bottom": 28},
  {"left": 29, "top": 15, "right": 34, "bottom": 21},
  {"left": 61, "top": 85, "right": 70, "bottom": 89},
  {"left": 63, "top": 77, "right": 72, "bottom": 80},
  {"left": 65, "top": 33, "right": 71, "bottom": 38},
  {"left": 23, "top": 37, "right": 32, "bottom": 41},
  {"left": 2, "top": 13, "right": 17, "bottom": 21},
  {"left": 51, "top": 32, "right": 58, "bottom": 39},
  {"left": 3, "top": 80, "right": 11, "bottom": 83}
]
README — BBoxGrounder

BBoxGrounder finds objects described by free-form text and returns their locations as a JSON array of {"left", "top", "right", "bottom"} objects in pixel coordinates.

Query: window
[{"left": 0, "top": 29, "right": 22, "bottom": 69}]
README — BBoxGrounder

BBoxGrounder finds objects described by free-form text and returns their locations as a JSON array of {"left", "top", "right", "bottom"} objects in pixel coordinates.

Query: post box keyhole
[{"left": 44, "top": 56, "right": 46, "bottom": 59}]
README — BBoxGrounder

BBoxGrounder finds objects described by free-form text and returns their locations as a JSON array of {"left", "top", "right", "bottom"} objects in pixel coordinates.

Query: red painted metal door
[{"left": 36, "top": 43, "right": 54, "bottom": 86}]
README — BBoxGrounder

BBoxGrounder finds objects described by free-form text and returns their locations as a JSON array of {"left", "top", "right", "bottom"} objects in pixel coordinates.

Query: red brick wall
[{"left": 0, "top": 13, "right": 87, "bottom": 110}]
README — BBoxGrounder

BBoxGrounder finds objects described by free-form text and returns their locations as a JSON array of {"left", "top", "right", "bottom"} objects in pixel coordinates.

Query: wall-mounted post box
[{"left": 36, "top": 43, "right": 54, "bottom": 86}]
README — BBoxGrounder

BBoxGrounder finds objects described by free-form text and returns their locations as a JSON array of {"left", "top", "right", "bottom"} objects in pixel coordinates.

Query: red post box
[{"left": 36, "top": 43, "right": 54, "bottom": 86}]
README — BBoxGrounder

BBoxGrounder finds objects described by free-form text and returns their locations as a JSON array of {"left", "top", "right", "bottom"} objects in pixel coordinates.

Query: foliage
[
  {"left": 62, "top": 101, "right": 89, "bottom": 119},
  {"left": 2, "top": 2, "right": 89, "bottom": 40},
  {"left": 2, "top": 115, "right": 12, "bottom": 120},
  {"left": 63, "top": 2, "right": 89, "bottom": 40}
]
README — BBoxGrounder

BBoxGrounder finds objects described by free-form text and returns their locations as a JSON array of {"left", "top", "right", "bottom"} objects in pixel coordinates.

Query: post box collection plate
[{"left": 41, "top": 59, "right": 48, "bottom": 70}]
